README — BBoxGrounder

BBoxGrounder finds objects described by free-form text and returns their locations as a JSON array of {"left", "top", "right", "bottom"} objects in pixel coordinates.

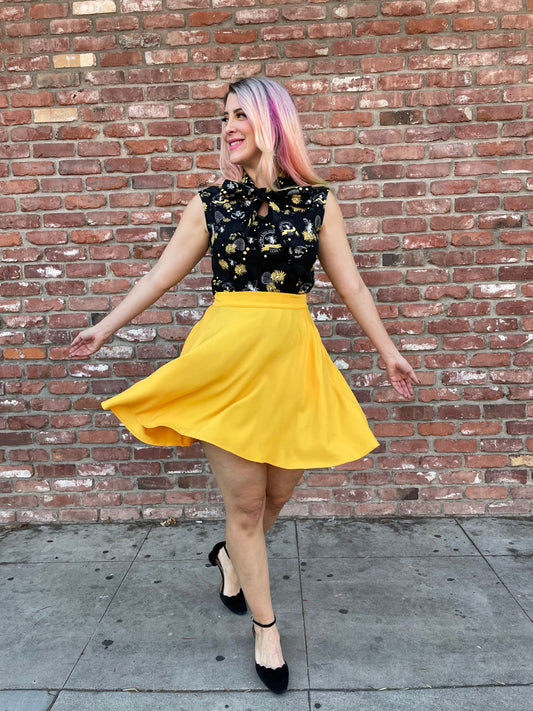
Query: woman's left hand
[{"left": 384, "top": 354, "right": 419, "bottom": 399}]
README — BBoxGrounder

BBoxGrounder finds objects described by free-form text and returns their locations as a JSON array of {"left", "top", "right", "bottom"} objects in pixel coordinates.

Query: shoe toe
[{"left": 255, "top": 662, "right": 289, "bottom": 694}]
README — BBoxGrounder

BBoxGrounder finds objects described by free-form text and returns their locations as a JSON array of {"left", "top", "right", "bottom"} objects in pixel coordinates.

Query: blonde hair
[{"left": 220, "top": 77, "right": 326, "bottom": 190}]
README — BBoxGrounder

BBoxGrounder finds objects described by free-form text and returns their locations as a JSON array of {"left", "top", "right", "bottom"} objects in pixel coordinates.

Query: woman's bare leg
[
  {"left": 211, "top": 464, "right": 304, "bottom": 596},
  {"left": 263, "top": 464, "right": 304, "bottom": 533},
  {"left": 208, "top": 457, "right": 303, "bottom": 596},
  {"left": 203, "top": 442, "right": 285, "bottom": 668}
]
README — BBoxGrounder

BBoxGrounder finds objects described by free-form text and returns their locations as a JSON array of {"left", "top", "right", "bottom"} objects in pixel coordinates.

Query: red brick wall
[{"left": 1, "top": 0, "right": 532, "bottom": 524}]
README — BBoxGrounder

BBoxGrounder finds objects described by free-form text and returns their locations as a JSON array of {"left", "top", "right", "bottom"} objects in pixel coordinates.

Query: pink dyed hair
[{"left": 220, "top": 77, "right": 327, "bottom": 189}]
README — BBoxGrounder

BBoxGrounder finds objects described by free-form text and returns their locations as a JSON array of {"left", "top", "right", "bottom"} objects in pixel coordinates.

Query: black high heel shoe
[
  {"left": 252, "top": 617, "right": 289, "bottom": 694},
  {"left": 207, "top": 541, "right": 247, "bottom": 616}
]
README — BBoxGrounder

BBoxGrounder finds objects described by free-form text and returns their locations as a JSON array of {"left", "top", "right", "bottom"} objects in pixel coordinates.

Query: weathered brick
[
  {"left": 33, "top": 108, "right": 79, "bottom": 123},
  {"left": 73, "top": 1, "right": 117, "bottom": 14},
  {"left": 381, "top": 1, "right": 426, "bottom": 15},
  {"left": 213, "top": 28, "right": 257, "bottom": 43},
  {"left": 479, "top": 0, "right": 521, "bottom": 9}
]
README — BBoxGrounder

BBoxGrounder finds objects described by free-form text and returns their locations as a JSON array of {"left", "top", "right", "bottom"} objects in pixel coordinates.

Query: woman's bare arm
[
  {"left": 69, "top": 194, "right": 209, "bottom": 358},
  {"left": 318, "top": 191, "right": 419, "bottom": 398}
]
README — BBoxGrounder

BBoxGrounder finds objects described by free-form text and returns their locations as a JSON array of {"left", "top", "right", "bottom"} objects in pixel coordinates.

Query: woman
[{"left": 70, "top": 77, "right": 418, "bottom": 694}]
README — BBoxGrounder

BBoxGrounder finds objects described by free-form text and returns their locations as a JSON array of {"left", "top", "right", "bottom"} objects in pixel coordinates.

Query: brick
[
  {"left": 214, "top": 28, "right": 257, "bottom": 43},
  {"left": 478, "top": 32, "right": 521, "bottom": 49},
  {"left": 406, "top": 18, "right": 448, "bottom": 33},
  {"left": 0, "top": 110, "right": 33, "bottom": 126},
  {"left": 427, "top": 107, "right": 473, "bottom": 123},
  {"left": 432, "top": 0, "right": 475, "bottom": 11},
  {"left": 479, "top": 0, "right": 521, "bottom": 8},
  {"left": 381, "top": 110, "right": 424, "bottom": 126},
  {"left": 73, "top": 1, "right": 117, "bottom": 13},
  {"left": 59, "top": 509, "right": 98, "bottom": 522},
  {"left": 309, "top": 22, "right": 354, "bottom": 39},
  {"left": 465, "top": 486, "right": 508, "bottom": 500},
  {"left": 100, "top": 51, "right": 142, "bottom": 67},
  {"left": 503, "top": 14, "right": 533, "bottom": 29},
  {"left": 121, "top": 0, "right": 161, "bottom": 10},
  {"left": 34, "top": 108, "right": 78, "bottom": 123},
  {"left": 0, "top": 7, "right": 25, "bottom": 21},
  {"left": 6, "top": 22, "right": 48, "bottom": 38},
  {"left": 11, "top": 92, "right": 54, "bottom": 110},
  {"left": 428, "top": 35, "right": 474, "bottom": 50},
  {"left": 331, "top": 39, "right": 377, "bottom": 57},
  {"left": 478, "top": 141, "right": 523, "bottom": 157},
  {"left": 362, "top": 57, "right": 405, "bottom": 74},
  {"left": 381, "top": 1, "right": 426, "bottom": 15},
  {"left": 360, "top": 91, "right": 403, "bottom": 110},
  {"left": 96, "top": 16, "right": 139, "bottom": 33},
  {"left": 53, "top": 54, "right": 96, "bottom": 70}
]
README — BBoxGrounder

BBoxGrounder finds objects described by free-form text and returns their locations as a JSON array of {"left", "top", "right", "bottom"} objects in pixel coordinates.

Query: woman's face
[{"left": 223, "top": 92, "right": 262, "bottom": 175}]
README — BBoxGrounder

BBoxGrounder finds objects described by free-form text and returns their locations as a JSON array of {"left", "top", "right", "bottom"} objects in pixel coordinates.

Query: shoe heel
[
  {"left": 208, "top": 541, "right": 247, "bottom": 616},
  {"left": 208, "top": 540, "right": 224, "bottom": 567}
]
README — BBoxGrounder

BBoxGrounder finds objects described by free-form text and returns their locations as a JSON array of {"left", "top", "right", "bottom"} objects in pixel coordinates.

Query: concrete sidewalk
[{"left": 1, "top": 517, "right": 532, "bottom": 711}]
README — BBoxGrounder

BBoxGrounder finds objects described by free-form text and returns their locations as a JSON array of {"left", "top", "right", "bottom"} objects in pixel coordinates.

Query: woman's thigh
[
  {"left": 265, "top": 465, "right": 304, "bottom": 505},
  {"left": 202, "top": 442, "right": 268, "bottom": 513}
]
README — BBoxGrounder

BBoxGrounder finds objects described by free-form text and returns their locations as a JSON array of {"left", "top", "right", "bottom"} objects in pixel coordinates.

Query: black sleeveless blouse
[{"left": 198, "top": 173, "right": 329, "bottom": 294}]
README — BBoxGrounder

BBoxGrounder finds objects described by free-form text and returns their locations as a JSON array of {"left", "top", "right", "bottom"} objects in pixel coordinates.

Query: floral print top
[{"left": 198, "top": 173, "right": 329, "bottom": 294}]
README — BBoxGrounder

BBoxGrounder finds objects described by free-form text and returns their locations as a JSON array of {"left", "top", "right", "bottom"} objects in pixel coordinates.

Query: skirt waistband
[{"left": 213, "top": 291, "right": 308, "bottom": 310}]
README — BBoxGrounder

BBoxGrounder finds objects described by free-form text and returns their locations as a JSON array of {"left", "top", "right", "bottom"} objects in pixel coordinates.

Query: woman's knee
[
  {"left": 265, "top": 490, "right": 291, "bottom": 513},
  {"left": 226, "top": 494, "right": 266, "bottom": 531},
  {"left": 265, "top": 467, "right": 303, "bottom": 509}
]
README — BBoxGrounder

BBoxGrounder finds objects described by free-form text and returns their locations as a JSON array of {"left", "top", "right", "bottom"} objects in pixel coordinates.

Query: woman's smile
[{"left": 228, "top": 137, "right": 246, "bottom": 152}]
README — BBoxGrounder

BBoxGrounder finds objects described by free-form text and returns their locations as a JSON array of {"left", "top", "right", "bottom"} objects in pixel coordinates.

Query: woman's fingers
[
  {"left": 69, "top": 342, "right": 91, "bottom": 357},
  {"left": 391, "top": 378, "right": 412, "bottom": 398},
  {"left": 389, "top": 363, "right": 419, "bottom": 399},
  {"left": 69, "top": 330, "right": 100, "bottom": 358}
]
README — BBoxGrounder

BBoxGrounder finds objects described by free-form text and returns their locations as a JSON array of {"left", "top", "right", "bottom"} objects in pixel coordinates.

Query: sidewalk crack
[
  {"left": 455, "top": 517, "right": 533, "bottom": 625},
  {"left": 59, "top": 524, "right": 154, "bottom": 691}
]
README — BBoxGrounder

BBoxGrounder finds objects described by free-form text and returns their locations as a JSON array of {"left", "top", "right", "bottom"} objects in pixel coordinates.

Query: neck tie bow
[{"left": 220, "top": 173, "right": 316, "bottom": 213}]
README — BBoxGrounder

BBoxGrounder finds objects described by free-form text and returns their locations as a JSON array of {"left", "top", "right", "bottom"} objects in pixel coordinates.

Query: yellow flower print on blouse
[
  {"left": 288, "top": 193, "right": 307, "bottom": 212},
  {"left": 219, "top": 259, "right": 229, "bottom": 270},
  {"left": 225, "top": 243, "right": 237, "bottom": 254},
  {"left": 235, "top": 264, "right": 247, "bottom": 275},
  {"left": 271, "top": 270, "right": 286, "bottom": 283}
]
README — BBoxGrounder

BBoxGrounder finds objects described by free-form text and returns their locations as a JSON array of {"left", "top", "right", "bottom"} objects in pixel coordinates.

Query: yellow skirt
[{"left": 101, "top": 291, "right": 379, "bottom": 469}]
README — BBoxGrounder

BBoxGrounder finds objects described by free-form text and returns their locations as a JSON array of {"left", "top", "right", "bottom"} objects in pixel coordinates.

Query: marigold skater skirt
[{"left": 101, "top": 291, "right": 379, "bottom": 469}]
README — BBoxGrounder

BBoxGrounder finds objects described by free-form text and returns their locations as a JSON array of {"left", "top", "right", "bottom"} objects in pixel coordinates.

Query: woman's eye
[{"left": 221, "top": 112, "right": 246, "bottom": 124}]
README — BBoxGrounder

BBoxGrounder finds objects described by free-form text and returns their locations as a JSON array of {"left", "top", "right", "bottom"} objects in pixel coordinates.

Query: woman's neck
[{"left": 242, "top": 167, "right": 267, "bottom": 188}]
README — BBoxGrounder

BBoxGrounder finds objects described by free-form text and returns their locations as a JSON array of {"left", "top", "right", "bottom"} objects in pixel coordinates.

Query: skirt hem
[{"left": 103, "top": 402, "right": 379, "bottom": 469}]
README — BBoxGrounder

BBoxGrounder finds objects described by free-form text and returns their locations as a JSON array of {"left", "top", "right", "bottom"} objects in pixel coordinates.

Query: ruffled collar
[
  {"left": 243, "top": 171, "right": 297, "bottom": 191},
  {"left": 219, "top": 171, "right": 319, "bottom": 208}
]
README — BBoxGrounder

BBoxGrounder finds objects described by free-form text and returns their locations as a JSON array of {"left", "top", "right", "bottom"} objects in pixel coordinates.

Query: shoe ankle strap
[{"left": 252, "top": 616, "right": 276, "bottom": 628}]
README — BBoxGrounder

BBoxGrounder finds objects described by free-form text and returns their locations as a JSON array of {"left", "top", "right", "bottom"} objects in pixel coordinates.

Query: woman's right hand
[{"left": 69, "top": 326, "right": 109, "bottom": 358}]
